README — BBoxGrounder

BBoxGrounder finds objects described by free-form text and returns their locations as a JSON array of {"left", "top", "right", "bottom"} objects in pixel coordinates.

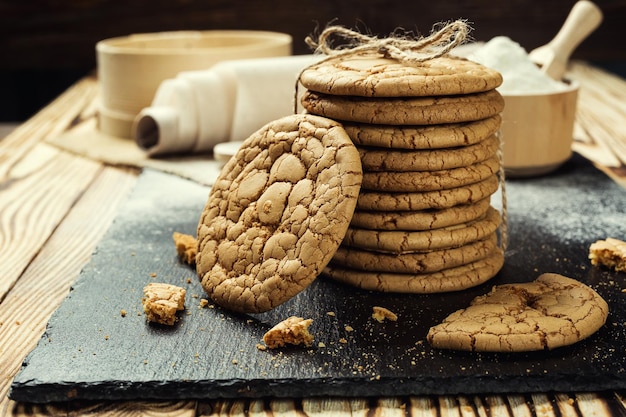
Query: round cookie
[
  {"left": 324, "top": 249, "right": 504, "bottom": 293},
  {"left": 427, "top": 273, "right": 609, "bottom": 352},
  {"left": 358, "top": 134, "right": 499, "bottom": 172},
  {"left": 343, "top": 115, "right": 501, "bottom": 150},
  {"left": 299, "top": 55, "right": 503, "bottom": 97},
  {"left": 350, "top": 197, "right": 490, "bottom": 231},
  {"left": 301, "top": 89, "right": 504, "bottom": 126},
  {"left": 332, "top": 233, "right": 498, "bottom": 274},
  {"left": 196, "top": 114, "right": 363, "bottom": 313},
  {"left": 356, "top": 174, "right": 499, "bottom": 212},
  {"left": 361, "top": 155, "right": 500, "bottom": 192},
  {"left": 343, "top": 206, "right": 502, "bottom": 254}
]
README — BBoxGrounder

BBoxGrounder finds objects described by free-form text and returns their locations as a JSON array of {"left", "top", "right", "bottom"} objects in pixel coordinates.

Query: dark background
[{"left": 1, "top": 0, "right": 625, "bottom": 122}]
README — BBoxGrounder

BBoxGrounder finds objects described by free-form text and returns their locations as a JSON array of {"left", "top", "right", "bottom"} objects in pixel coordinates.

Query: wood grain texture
[
  {"left": 0, "top": 165, "right": 137, "bottom": 414},
  {"left": 0, "top": 0, "right": 623, "bottom": 71}
]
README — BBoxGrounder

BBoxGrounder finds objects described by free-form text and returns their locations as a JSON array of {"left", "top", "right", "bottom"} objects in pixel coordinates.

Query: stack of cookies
[{"left": 299, "top": 54, "right": 506, "bottom": 293}]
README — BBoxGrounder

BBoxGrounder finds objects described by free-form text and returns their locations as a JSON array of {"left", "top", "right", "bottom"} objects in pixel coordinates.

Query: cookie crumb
[
  {"left": 262, "top": 316, "right": 314, "bottom": 348},
  {"left": 345, "top": 325, "right": 354, "bottom": 332},
  {"left": 120, "top": 309, "right": 127, "bottom": 317},
  {"left": 589, "top": 238, "right": 626, "bottom": 272},
  {"left": 256, "top": 343, "right": 267, "bottom": 351},
  {"left": 199, "top": 298, "right": 209, "bottom": 308},
  {"left": 142, "top": 283, "right": 186, "bottom": 325},
  {"left": 173, "top": 232, "right": 197, "bottom": 265},
  {"left": 326, "top": 311, "right": 336, "bottom": 317},
  {"left": 372, "top": 306, "right": 398, "bottom": 323}
]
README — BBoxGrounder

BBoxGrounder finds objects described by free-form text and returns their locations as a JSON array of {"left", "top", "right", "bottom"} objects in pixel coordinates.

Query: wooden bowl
[
  {"left": 500, "top": 80, "right": 579, "bottom": 177},
  {"left": 96, "top": 30, "right": 292, "bottom": 138}
]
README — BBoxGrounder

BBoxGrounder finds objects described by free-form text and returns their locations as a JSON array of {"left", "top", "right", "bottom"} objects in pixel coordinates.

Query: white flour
[{"left": 469, "top": 36, "right": 568, "bottom": 94}]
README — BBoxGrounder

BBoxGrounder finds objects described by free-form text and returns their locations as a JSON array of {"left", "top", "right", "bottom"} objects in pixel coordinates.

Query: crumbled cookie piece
[
  {"left": 372, "top": 306, "right": 398, "bottom": 322},
  {"left": 589, "top": 238, "right": 626, "bottom": 272},
  {"left": 173, "top": 232, "right": 197, "bottom": 265},
  {"left": 262, "top": 316, "right": 314, "bottom": 348},
  {"left": 142, "top": 283, "right": 186, "bottom": 326}
]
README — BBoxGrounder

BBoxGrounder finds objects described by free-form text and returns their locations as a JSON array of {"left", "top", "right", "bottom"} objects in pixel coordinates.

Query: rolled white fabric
[{"left": 133, "top": 54, "right": 323, "bottom": 156}]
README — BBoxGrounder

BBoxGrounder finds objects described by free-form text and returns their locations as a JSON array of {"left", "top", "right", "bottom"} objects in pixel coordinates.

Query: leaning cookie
[
  {"left": 196, "top": 114, "right": 362, "bottom": 313},
  {"left": 324, "top": 249, "right": 504, "bottom": 293},
  {"left": 427, "top": 273, "right": 609, "bottom": 352}
]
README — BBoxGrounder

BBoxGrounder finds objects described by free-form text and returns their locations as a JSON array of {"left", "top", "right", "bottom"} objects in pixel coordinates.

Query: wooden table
[{"left": 1, "top": 61, "right": 625, "bottom": 416}]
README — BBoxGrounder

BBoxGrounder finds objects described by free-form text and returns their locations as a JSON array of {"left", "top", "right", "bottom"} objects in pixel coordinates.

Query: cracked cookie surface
[
  {"left": 299, "top": 55, "right": 502, "bottom": 97},
  {"left": 427, "top": 273, "right": 609, "bottom": 352},
  {"left": 196, "top": 114, "right": 362, "bottom": 313}
]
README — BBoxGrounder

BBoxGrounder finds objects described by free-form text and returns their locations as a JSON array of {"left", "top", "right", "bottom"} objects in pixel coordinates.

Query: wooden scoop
[{"left": 529, "top": 1, "right": 603, "bottom": 80}]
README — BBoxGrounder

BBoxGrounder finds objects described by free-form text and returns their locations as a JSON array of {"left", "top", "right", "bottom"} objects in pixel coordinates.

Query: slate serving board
[{"left": 10, "top": 154, "right": 626, "bottom": 403}]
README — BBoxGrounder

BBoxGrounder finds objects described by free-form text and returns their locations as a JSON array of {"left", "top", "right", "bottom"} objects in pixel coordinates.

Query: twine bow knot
[{"left": 305, "top": 20, "right": 471, "bottom": 65}]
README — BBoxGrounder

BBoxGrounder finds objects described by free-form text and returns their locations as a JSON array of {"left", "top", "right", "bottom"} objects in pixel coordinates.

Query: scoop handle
[{"left": 548, "top": 1, "right": 603, "bottom": 63}]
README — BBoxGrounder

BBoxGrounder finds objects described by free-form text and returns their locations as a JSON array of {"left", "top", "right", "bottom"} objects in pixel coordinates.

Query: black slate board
[{"left": 10, "top": 154, "right": 626, "bottom": 403}]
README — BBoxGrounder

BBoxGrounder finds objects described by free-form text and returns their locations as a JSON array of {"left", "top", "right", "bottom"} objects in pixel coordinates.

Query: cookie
[
  {"left": 342, "top": 115, "right": 501, "bottom": 150},
  {"left": 356, "top": 174, "right": 499, "bottom": 212},
  {"left": 301, "top": 89, "right": 504, "bottom": 126},
  {"left": 262, "top": 316, "right": 314, "bottom": 348},
  {"left": 361, "top": 155, "right": 500, "bottom": 192},
  {"left": 350, "top": 197, "right": 490, "bottom": 231},
  {"left": 343, "top": 206, "right": 501, "bottom": 254},
  {"left": 324, "top": 249, "right": 504, "bottom": 293},
  {"left": 299, "top": 55, "right": 503, "bottom": 97},
  {"left": 589, "top": 237, "right": 626, "bottom": 272},
  {"left": 358, "top": 134, "right": 499, "bottom": 172},
  {"left": 142, "top": 283, "right": 187, "bottom": 326},
  {"left": 427, "top": 273, "right": 609, "bottom": 352},
  {"left": 332, "top": 233, "right": 498, "bottom": 274},
  {"left": 196, "top": 114, "right": 362, "bottom": 313}
]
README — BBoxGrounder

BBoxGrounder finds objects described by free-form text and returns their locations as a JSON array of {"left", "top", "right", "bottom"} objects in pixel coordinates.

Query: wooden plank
[
  {"left": 0, "top": 165, "right": 138, "bottom": 415},
  {"left": 0, "top": 76, "right": 97, "bottom": 182},
  {"left": 0, "top": 145, "right": 102, "bottom": 300}
]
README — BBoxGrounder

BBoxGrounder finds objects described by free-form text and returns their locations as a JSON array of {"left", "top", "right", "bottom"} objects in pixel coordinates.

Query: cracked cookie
[
  {"left": 196, "top": 114, "right": 362, "bottom": 313},
  {"left": 350, "top": 197, "right": 491, "bottom": 231},
  {"left": 325, "top": 249, "right": 504, "bottom": 293},
  {"left": 299, "top": 55, "right": 502, "bottom": 97},
  {"left": 356, "top": 174, "right": 499, "bottom": 212},
  {"left": 332, "top": 233, "right": 498, "bottom": 274},
  {"left": 427, "top": 273, "right": 609, "bottom": 352},
  {"left": 357, "top": 134, "right": 499, "bottom": 172},
  {"left": 301, "top": 89, "right": 504, "bottom": 126},
  {"left": 343, "top": 206, "right": 502, "bottom": 254},
  {"left": 361, "top": 155, "right": 500, "bottom": 192},
  {"left": 342, "top": 115, "right": 501, "bottom": 150}
]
